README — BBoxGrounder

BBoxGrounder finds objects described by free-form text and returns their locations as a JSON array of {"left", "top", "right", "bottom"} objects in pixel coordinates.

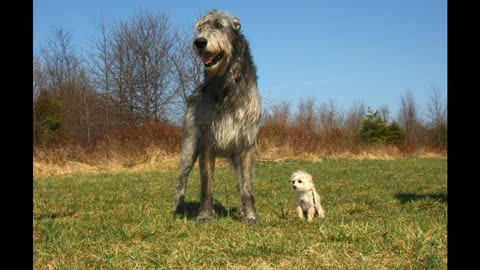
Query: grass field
[{"left": 33, "top": 158, "right": 447, "bottom": 269}]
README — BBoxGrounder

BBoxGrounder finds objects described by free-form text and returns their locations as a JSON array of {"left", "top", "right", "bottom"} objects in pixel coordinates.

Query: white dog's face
[{"left": 290, "top": 171, "right": 314, "bottom": 192}]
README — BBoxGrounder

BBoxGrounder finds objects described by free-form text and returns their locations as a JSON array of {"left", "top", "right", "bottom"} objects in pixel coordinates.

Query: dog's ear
[{"left": 232, "top": 17, "right": 241, "bottom": 31}]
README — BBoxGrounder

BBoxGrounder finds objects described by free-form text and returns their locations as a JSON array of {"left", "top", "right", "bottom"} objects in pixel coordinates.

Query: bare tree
[
  {"left": 33, "top": 51, "right": 47, "bottom": 145},
  {"left": 263, "top": 101, "right": 291, "bottom": 126},
  {"left": 397, "top": 90, "right": 421, "bottom": 144},
  {"left": 426, "top": 84, "right": 447, "bottom": 127},
  {"left": 344, "top": 100, "right": 366, "bottom": 135},
  {"left": 318, "top": 100, "right": 342, "bottom": 132},
  {"left": 35, "top": 26, "right": 111, "bottom": 145},
  {"left": 426, "top": 84, "right": 447, "bottom": 147},
  {"left": 89, "top": 16, "right": 113, "bottom": 133},
  {"left": 77, "top": 70, "right": 92, "bottom": 143},
  {"left": 172, "top": 26, "right": 202, "bottom": 107},
  {"left": 38, "top": 27, "right": 86, "bottom": 141},
  {"left": 378, "top": 104, "right": 390, "bottom": 123},
  {"left": 296, "top": 97, "right": 316, "bottom": 131},
  {"left": 33, "top": 51, "right": 45, "bottom": 107},
  {"left": 91, "top": 9, "right": 178, "bottom": 124},
  {"left": 109, "top": 21, "right": 134, "bottom": 123},
  {"left": 133, "top": 11, "right": 176, "bottom": 121},
  {"left": 41, "top": 27, "right": 82, "bottom": 97}
]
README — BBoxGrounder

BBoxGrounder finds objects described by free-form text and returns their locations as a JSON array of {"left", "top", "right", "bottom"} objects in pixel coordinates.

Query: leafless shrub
[
  {"left": 397, "top": 90, "right": 422, "bottom": 144},
  {"left": 344, "top": 100, "right": 366, "bottom": 135}
]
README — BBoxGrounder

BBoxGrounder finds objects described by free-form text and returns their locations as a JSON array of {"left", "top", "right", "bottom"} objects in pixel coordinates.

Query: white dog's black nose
[{"left": 293, "top": 186, "right": 297, "bottom": 190}]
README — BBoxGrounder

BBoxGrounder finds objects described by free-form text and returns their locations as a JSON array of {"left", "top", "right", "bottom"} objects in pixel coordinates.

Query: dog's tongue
[{"left": 202, "top": 54, "right": 215, "bottom": 65}]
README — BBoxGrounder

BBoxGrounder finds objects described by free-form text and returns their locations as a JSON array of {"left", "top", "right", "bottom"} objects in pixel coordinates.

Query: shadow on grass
[
  {"left": 34, "top": 211, "right": 76, "bottom": 220},
  {"left": 395, "top": 192, "right": 447, "bottom": 204},
  {"left": 181, "top": 201, "right": 240, "bottom": 220}
]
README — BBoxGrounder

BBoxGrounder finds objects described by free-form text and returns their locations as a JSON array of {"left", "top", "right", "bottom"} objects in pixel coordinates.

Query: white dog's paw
[{"left": 317, "top": 208, "right": 325, "bottom": 218}]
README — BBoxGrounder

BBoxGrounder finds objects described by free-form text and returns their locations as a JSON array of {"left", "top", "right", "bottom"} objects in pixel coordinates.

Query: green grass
[{"left": 34, "top": 158, "right": 447, "bottom": 269}]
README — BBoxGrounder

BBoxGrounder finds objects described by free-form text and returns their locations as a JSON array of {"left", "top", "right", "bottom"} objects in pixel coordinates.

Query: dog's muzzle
[
  {"left": 194, "top": 38, "right": 207, "bottom": 49},
  {"left": 202, "top": 53, "right": 224, "bottom": 67}
]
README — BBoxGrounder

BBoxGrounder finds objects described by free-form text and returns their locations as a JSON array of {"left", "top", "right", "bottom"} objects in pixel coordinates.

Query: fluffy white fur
[{"left": 290, "top": 171, "right": 325, "bottom": 222}]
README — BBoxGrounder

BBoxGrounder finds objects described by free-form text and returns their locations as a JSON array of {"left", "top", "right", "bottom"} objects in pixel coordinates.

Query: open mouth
[{"left": 202, "top": 53, "right": 224, "bottom": 68}]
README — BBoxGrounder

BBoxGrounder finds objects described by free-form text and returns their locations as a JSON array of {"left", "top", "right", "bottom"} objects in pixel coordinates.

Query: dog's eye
[
  {"left": 214, "top": 21, "right": 223, "bottom": 29},
  {"left": 298, "top": 180, "right": 302, "bottom": 183},
  {"left": 197, "top": 27, "right": 202, "bottom": 33}
]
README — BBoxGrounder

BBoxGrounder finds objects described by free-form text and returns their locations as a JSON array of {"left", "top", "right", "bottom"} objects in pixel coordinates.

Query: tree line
[
  {"left": 261, "top": 88, "right": 447, "bottom": 150},
  {"left": 33, "top": 9, "right": 447, "bottom": 151},
  {"left": 33, "top": 10, "right": 201, "bottom": 145}
]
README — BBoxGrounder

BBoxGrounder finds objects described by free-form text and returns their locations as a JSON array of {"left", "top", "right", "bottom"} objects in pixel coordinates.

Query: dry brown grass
[
  {"left": 33, "top": 122, "right": 446, "bottom": 177},
  {"left": 33, "top": 147, "right": 179, "bottom": 176},
  {"left": 33, "top": 145, "right": 232, "bottom": 177},
  {"left": 33, "top": 144, "right": 445, "bottom": 177}
]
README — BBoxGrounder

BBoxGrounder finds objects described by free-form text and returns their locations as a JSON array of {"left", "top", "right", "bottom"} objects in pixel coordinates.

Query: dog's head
[
  {"left": 290, "top": 171, "right": 315, "bottom": 192},
  {"left": 193, "top": 10, "right": 241, "bottom": 78}
]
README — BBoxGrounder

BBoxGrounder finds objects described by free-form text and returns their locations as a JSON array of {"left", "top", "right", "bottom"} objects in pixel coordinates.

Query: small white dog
[{"left": 290, "top": 171, "right": 325, "bottom": 222}]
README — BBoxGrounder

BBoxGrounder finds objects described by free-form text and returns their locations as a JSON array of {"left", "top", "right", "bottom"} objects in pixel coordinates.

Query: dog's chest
[
  {"left": 212, "top": 111, "right": 244, "bottom": 147},
  {"left": 196, "top": 92, "right": 251, "bottom": 149},
  {"left": 296, "top": 192, "right": 314, "bottom": 210}
]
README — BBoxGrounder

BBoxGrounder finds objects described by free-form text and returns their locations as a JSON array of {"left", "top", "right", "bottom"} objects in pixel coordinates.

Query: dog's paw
[
  {"left": 317, "top": 208, "right": 325, "bottom": 218},
  {"left": 242, "top": 217, "right": 259, "bottom": 225},
  {"left": 196, "top": 215, "right": 213, "bottom": 224},
  {"left": 172, "top": 203, "right": 186, "bottom": 217}
]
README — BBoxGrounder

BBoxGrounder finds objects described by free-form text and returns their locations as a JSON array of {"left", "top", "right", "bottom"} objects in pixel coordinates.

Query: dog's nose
[
  {"left": 194, "top": 38, "right": 207, "bottom": 49},
  {"left": 293, "top": 186, "right": 297, "bottom": 190}
]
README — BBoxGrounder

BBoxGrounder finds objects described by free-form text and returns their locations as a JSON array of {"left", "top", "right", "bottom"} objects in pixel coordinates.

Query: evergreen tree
[{"left": 357, "top": 109, "right": 405, "bottom": 146}]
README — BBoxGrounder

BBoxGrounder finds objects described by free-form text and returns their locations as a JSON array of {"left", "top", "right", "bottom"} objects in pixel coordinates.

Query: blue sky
[{"left": 33, "top": 0, "right": 447, "bottom": 120}]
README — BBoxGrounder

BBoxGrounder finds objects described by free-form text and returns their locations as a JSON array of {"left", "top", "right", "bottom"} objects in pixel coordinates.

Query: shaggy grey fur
[{"left": 172, "top": 10, "right": 261, "bottom": 224}]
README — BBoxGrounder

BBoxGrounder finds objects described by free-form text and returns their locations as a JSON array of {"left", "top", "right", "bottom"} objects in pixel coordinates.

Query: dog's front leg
[
  {"left": 197, "top": 141, "right": 216, "bottom": 223},
  {"left": 296, "top": 206, "right": 305, "bottom": 220},
  {"left": 307, "top": 207, "right": 316, "bottom": 223},
  {"left": 173, "top": 103, "right": 199, "bottom": 217},
  {"left": 233, "top": 145, "right": 259, "bottom": 224}
]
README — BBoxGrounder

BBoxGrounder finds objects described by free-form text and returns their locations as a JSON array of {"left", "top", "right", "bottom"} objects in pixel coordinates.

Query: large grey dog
[{"left": 172, "top": 10, "right": 261, "bottom": 224}]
